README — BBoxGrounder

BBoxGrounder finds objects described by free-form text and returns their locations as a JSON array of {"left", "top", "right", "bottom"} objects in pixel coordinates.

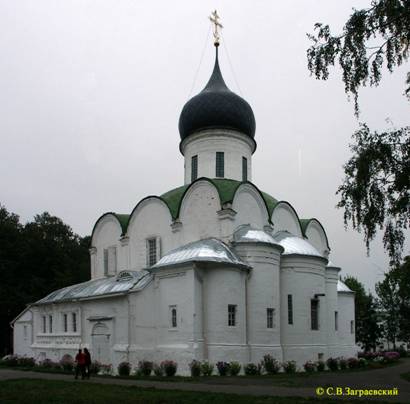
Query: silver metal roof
[
  {"left": 151, "top": 238, "right": 249, "bottom": 269},
  {"left": 337, "top": 280, "right": 354, "bottom": 293},
  {"left": 273, "top": 231, "right": 323, "bottom": 258},
  {"left": 233, "top": 225, "right": 282, "bottom": 247},
  {"left": 36, "top": 270, "right": 151, "bottom": 304}
]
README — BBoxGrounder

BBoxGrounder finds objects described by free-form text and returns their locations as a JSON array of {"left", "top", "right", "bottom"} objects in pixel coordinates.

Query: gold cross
[{"left": 209, "top": 10, "right": 223, "bottom": 45}]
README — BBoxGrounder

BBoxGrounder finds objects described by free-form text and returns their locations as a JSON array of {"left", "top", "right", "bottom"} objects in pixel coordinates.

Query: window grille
[
  {"left": 63, "top": 313, "right": 68, "bottom": 333},
  {"left": 72, "top": 313, "right": 77, "bottom": 332},
  {"left": 228, "top": 304, "right": 237, "bottom": 326},
  {"left": 350, "top": 320, "right": 355, "bottom": 334},
  {"left": 311, "top": 299, "right": 319, "bottom": 330},
  {"left": 267, "top": 308, "right": 275, "bottom": 328},
  {"left": 216, "top": 152, "right": 224, "bottom": 177},
  {"left": 147, "top": 238, "right": 157, "bottom": 267},
  {"left": 170, "top": 306, "right": 177, "bottom": 328},
  {"left": 287, "top": 295, "right": 293, "bottom": 325},
  {"left": 49, "top": 315, "right": 53, "bottom": 333},
  {"left": 242, "top": 157, "right": 248, "bottom": 181},
  {"left": 335, "top": 311, "right": 338, "bottom": 331},
  {"left": 191, "top": 155, "right": 198, "bottom": 182},
  {"left": 103, "top": 248, "right": 109, "bottom": 276},
  {"left": 42, "top": 316, "right": 46, "bottom": 333}
]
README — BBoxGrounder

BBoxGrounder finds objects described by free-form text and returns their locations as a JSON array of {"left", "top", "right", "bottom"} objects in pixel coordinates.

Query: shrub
[
  {"left": 17, "top": 357, "right": 36, "bottom": 368},
  {"left": 161, "top": 360, "right": 177, "bottom": 377},
  {"left": 383, "top": 351, "right": 400, "bottom": 363},
  {"left": 229, "top": 361, "right": 241, "bottom": 376},
  {"left": 90, "top": 360, "right": 102, "bottom": 374},
  {"left": 316, "top": 360, "right": 325, "bottom": 371},
  {"left": 303, "top": 360, "right": 316, "bottom": 373},
  {"left": 59, "top": 355, "right": 74, "bottom": 372},
  {"left": 138, "top": 360, "right": 153, "bottom": 376},
  {"left": 262, "top": 354, "right": 280, "bottom": 375},
  {"left": 347, "top": 357, "right": 359, "bottom": 369},
  {"left": 244, "top": 363, "right": 260, "bottom": 376},
  {"left": 358, "top": 358, "right": 368, "bottom": 368},
  {"left": 282, "top": 360, "right": 297, "bottom": 374},
  {"left": 326, "top": 357, "right": 339, "bottom": 371},
  {"left": 216, "top": 361, "right": 230, "bottom": 376},
  {"left": 339, "top": 358, "right": 348, "bottom": 370},
  {"left": 39, "top": 358, "right": 60, "bottom": 369},
  {"left": 153, "top": 363, "right": 164, "bottom": 376},
  {"left": 99, "top": 364, "right": 112, "bottom": 375},
  {"left": 118, "top": 361, "right": 131, "bottom": 376},
  {"left": 189, "top": 360, "right": 201, "bottom": 377},
  {"left": 200, "top": 361, "right": 214, "bottom": 376},
  {"left": 2, "top": 355, "right": 18, "bottom": 367},
  {"left": 398, "top": 346, "right": 408, "bottom": 358}
]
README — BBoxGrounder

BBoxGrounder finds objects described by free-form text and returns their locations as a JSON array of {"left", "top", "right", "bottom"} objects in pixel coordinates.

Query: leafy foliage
[
  {"left": 343, "top": 276, "right": 382, "bottom": 350},
  {"left": 337, "top": 124, "right": 409, "bottom": 264},
  {"left": 307, "top": 1, "right": 410, "bottom": 263},
  {"left": 307, "top": 0, "right": 410, "bottom": 113},
  {"left": 0, "top": 204, "right": 90, "bottom": 355}
]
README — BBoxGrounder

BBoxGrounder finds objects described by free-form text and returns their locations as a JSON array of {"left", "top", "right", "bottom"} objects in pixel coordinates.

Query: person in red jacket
[
  {"left": 75, "top": 349, "right": 86, "bottom": 379},
  {"left": 83, "top": 348, "right": 91, "bottom": 379}
]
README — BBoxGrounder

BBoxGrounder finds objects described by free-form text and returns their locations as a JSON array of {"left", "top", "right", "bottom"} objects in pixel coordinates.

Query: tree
[
  {"left": 343, "top": 275, "right": 382, "bottom": 350},
  {"left": 0, "top": 205, "right": 90, "bottom": 355},
  {"left": 307, "top": 0, "right": 410, "bottom": 264},
  {"left": 376, "top": 272, "right": 401, "bottom": 348}
]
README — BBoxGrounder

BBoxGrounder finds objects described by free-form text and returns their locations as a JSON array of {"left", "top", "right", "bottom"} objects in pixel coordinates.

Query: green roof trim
[
  {"left": 114, "top": 214, "right": 130, "bottom": 235},
  {"left": 92, "top": 178, "right": 303, "bottom": 241},
  {"left": 299, "top": 218, "right": 330, "bottom": 250}
]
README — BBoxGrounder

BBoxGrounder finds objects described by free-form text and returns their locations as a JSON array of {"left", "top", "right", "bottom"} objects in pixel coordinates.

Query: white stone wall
[
  {"left": 305, "top": 220, "right": 330, "bottom": 257},
  {"left": 280, "top": 255, "right": 328, "bottom": 365},
  {"left": 337, "top": 292, "right": 357, "bottom": 357},
  {"left": 271, "top": 203, "right": 303, "bottom": 237},
  {"left": 234, "top": 242, "right": 283, "bottom": 363},
  {"left": 181, "top": 129, "right": 254, "bottom": 184},
  {"left": 13, "top": 309, "right": 33, "bottom": 357},
  {"left": 325, "top": 267, "right": 340, "bottom": 357}
]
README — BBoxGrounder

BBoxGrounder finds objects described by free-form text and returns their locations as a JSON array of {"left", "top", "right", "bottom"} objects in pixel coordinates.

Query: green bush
[
  {"left": 138, "top": 360, "right": 153, "bottom": 376},
  {"left": 326, "top": 357, "right": 339, "bottom": 371},
  {"left": 200, "top": 361, "right": 214, "bottom": 376},
  {"left": 118, "top": 362, "right": 131, "bottom": 376},
  {"left": 161, "top": 360, "right": 177, "bottom": 377},
  {"left": 282, "top": 360, "right": 297, "bottom": 374},
  {"left": 153, "top": 363, "right": 164, "bottom": 376},
  {"left": 316, "top": 360, "right": 325, "bottom": 371},
  {"left": 244, "top": 363, "right": 260, "bottom": 376},
  {"left": 189, "top": 360, "right": 201, "bottom": 377},
  {"left": 261, "top": 354, "right": 280, "bottom": 375},
  {"left": 229, "top": 361, "right": 241, "bottom": 376},
  {"left": 17, "top": 357, "right": 35, "bottom": 368}
]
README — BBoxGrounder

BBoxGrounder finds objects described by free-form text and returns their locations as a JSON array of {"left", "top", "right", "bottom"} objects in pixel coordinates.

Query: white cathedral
[{"left": 12, "top": 26, "right": 357, "bottom": 373}]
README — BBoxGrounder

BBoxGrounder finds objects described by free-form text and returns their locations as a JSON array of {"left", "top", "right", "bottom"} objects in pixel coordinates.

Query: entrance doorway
[{"left": 91, "top": 323, "right": 111, "bottom": 365}]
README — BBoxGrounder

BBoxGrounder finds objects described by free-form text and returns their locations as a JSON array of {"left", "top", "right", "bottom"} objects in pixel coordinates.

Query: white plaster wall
[
  {"left": 92, "top": 215, "right": 122, "bottom": 279},
  {"left": 234, "top": 243, "right": 283, "bottom": 363},
  {"left": 127, "top": 198, "right": 173, "bottom": 271},
  {"left": 280, "top": 255, "right": 328, "bottom": 366},
  {"left": 179, "top": 180, "right": 221, "bottom": 244},
  {"left": 272, "top": 204, "right": 302, "bottom": 237},
  {"left": 325, "top": 267, "right": 340, "bottom": 357},
  {"left": 337, "top": 292, "right": 357, "bottom": 357},
  {"left": 305, "top": 220, "right": 330, "bottom": 257},
  {"left": 203, "top": 265, "right": 248, "bottom": 364},
  {"left": 232, "top": 184, "right": 269, "bottom": 229},
  {"left": 181, "top": 130, "right": 254, "bottom": 183},
  {"left": 13, "top": 310, "right": 33, "bottom": 357}
]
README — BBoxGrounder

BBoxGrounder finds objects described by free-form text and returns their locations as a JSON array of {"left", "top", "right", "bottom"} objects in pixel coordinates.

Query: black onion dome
[{"left": 179, "top": 47, "right": 256, "bottom": 141}]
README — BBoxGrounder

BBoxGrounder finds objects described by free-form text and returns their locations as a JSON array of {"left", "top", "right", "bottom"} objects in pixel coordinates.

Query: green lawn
[
  {"left": 0, "top": 379, "right": 398, "bottom": 404},
  {"left": 401, "top": 371, "right": 410, "bottom": 382}
]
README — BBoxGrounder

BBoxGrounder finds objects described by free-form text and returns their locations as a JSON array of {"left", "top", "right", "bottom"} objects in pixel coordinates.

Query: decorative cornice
[
  {"left": 171, "top": 220, "right": 183, "bottom": 233},
  {"left": 217, "top": 207, "right": 237, "bottom": 221}
]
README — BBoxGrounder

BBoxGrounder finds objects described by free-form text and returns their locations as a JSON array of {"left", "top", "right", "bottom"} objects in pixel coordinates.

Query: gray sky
[{"left": 1, "top": 0, "right": 408, "bottom": 291}]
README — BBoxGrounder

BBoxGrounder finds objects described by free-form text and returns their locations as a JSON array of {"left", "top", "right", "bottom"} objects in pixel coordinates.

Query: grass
[
  {"left": 401, "top": 371, "right": 410, "bottom": 382},
  {"left": 0, "top": 379, "right": 398, "bottom": 404}
]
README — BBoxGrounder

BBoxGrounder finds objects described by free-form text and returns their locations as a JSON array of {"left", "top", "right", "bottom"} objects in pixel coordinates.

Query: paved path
[{"left": 0, "top": 359, "right": 409, "bottom": 403}]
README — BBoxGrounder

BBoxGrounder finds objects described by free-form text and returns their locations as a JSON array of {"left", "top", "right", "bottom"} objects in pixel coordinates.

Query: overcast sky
[{"left": 1, "top": 0, "right": 408, "bottom": 291}]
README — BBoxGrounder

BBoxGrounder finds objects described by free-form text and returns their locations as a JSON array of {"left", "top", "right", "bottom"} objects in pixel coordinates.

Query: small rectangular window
[
  {"left": 108, "top": 246, "right": 117, "bottom": 275},
  {"left": 311, "top": 299, "right": 319, "bottom": 330},
  {"left": 147, "top": 238, "right": 157, "bottom": 267},
  {"left": 169, "top": 305, "right": 177, "bottom": 328},
  {"left": 49, "top": 315, "right": 53, "bottom": 333},
  {"left": 242, "top": 157, "right": 248, "bottom": 181},
  {"left": 42, "top": 316, "right": 47, "bottom": 333},
  {"left": 267, "top": 308, "right": 275, "bottom": 329},
  {"left": 228, "top": 304, "right": 237, "bottom": 326},
  {"left": 287, "top": 295, "right": 293, "bottom": 325},
  {"left": 23, "top": 325, "right": 28, "bottom": 340},
  {"left": 103, "top": 248, "right": 109, "bottom": 276},
  {"left": 191, "top": 155, "right": 198, "bottom": 182},
  {"left": 216, "top": 152, "right": 224, "bottom": 178},
  {"left": 63, "top": 313, "right": 68, "bottom": 333},
  {"left": 350, "top": 320, "right": 355, "bottom": 334},
  {"left": 72, "top": 313, "right": 77, "bottom": 332},
  {"left": 335, "top": 311, "right": 338, "bottom": 331}
]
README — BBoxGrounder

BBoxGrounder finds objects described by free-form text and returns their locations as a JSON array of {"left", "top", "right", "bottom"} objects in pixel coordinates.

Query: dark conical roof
[{"left": 178, "top": 47, "right": 256, "bottom": 141}]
